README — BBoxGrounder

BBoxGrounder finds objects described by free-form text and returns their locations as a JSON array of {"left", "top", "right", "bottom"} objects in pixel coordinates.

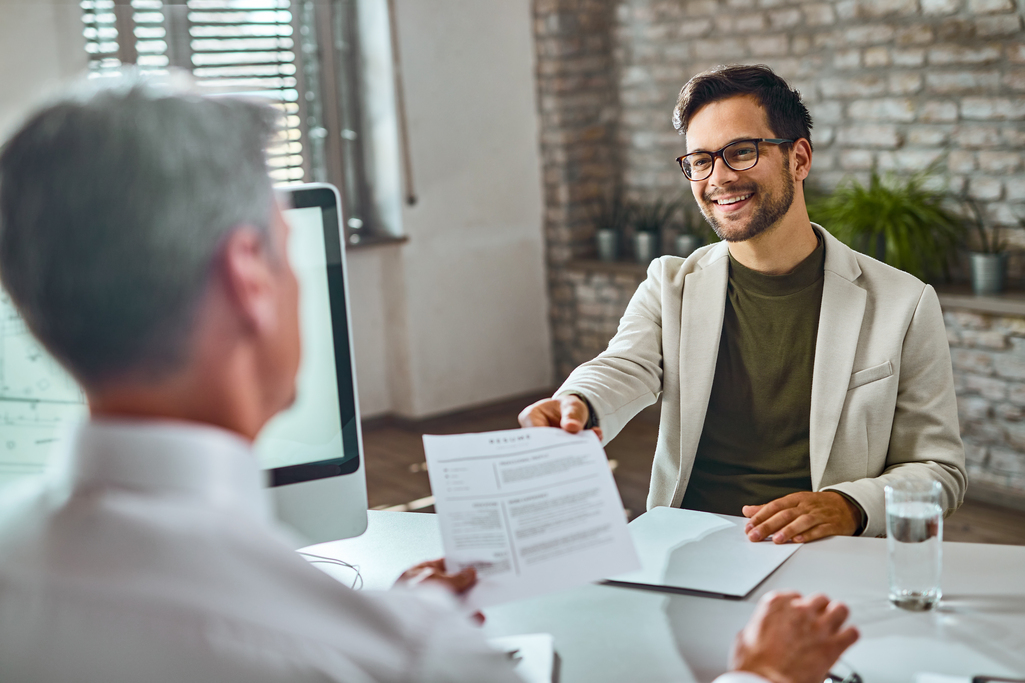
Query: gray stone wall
[{"left": 614, "top": 0, "right": 1025, "bottom": 230}]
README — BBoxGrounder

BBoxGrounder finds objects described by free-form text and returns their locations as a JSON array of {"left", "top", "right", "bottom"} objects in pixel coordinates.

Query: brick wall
[
  {"left": 614, "top": 0, "right": 1025, "bottom": 231},
  {"left": 946, "top": 305, "right": 1025, "bottom": 498}
]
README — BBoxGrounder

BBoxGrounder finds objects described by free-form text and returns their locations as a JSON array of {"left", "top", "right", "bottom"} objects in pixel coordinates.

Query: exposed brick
[
  {"left": 958, "top": 125, "right": 1004, "bottom": 148},
  {"left": 863, "top": 47, "right": 890, "bottom": 68},
  {"left": 961, "top": 97, "right": 1025, "bottom": 120},
  {"left": 733, "top": 13, "right": 766, "bottom": 32},
  {"left": 969, "top": 176, "right": 1003, "bottom": 201},
  {"left": 959, "top": 395, "right": 992, "bottom": 419},
  {"left": 857, "top": 0, "right": 919, "bottom": 17},
  {"left": 748, "top": 34, "right": 789, "bottom": 57},
  {"left": 768, "top": 8, "right": 802, "bottom": 28},
  {"left": 803, "top": 3, "right": 836, "bottom": 25},
  {"left": 926, "top": 70, "right": 1001, "bottom": 94},
  {"left": 919, "top": 100, "right": 959, "bottom": 122},
  {"left": 963, "top": 440, "right": 989, "bottom": 466},
  {"left": 897, "top": 25, "right": 935, "bottom": 46},
  {"left": 840, "top": 149, "right": 874, "bottom": 170},
  {"left": 821, "top": 76, "right": 888, "bottom": 98},
  {"left": 922, "top": 0, "right": 962, "bottom": 13},
  {"left": 1008, "top": 382, "right": 1025, "bottom": 406},
  {"left": 833, "top": 49, "right": 861, "bottom": 70},
  {"left": 948, "top": 149, "right": 977, "bottom": 172},
  {"left": 978, "top": 151, "right": 1022, "bottom": 174},
  {"left": 837, "top": 124, "right": 901, "bottom": 148},
  {"left": 968, "top": 0, "right": 1014, "bottom": 11},
  {"left": 976, "top": 13, "right": 1024, "bottom": 37},
  {"left": 677, "top": 18, "right": 714, "bottom": 38},
  {"left": 843, "top": 25, "right": 895, "bottom": 46},
  {"left": 892, "top": 48, "right": 927, "bottom": 67},
  {"left": 990, "top": 446, "right": 1025, "bottom": 475},
  {"left": 964, "top": 373, "right": 1009, "bottom": 400},
  {"left": 995, "top": 403, "right": 1025, "bottom": 420},
  {"left": 878, "top": 149, "right": 945, "bottom": 171},
  {"left": 908, "top": 125, "right": 950, "bottom": 146},
  {"left": 928, "top": 44, "right": 1003, "bottom": 65},
  {"left": 952, "top": 348, "right": 995, "bottom": 374},
  {"left": 1005, "top": 177, "right": 1025, "bottom": 202},
  {"left": 848, "top": 98, "right": 915, "bottom": 122},
  {"left": 889, "top": 72, "right": 923, "bottom": 94}
]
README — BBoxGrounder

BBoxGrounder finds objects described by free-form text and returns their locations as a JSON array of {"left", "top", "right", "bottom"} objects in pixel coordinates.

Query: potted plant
[
  {"left": 807, "top": 171, "right": 964, "bottom": 282},
  {"left": 630, "top": 195, "right": 681, "bottom": 264},
  {"left": 963, "top": 198, "right": 1009, "bottom": 295},
  {"left": 589, "top": 190, "right": 632, "bottom": 262},
  {"left": 674, "top": 205, "right": 707, "bottom": 257}
]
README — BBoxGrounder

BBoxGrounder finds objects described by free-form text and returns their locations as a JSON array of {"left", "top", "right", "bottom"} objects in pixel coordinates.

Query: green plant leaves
[{"left": 808, "top": 171, "right": 965, "bottom": 282}]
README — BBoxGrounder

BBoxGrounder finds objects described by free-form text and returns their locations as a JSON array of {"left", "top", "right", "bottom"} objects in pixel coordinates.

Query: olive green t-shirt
[{"left": 681, "top": 237, "right": 825, "bottom": 516}]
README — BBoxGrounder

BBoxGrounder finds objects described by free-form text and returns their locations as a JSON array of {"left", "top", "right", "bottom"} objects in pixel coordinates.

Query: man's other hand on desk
[
  {"left": 518, "top": 395, "right": 603, "bottom": 441},
  {"left": 730, "top": 591, "right": 859, "bottom": 683},
  {"left": 743, "top": 492, "right": 860, "bottom": 543},
  {"left": 396, "top": 559, "right": 477, "bottom": 594}
]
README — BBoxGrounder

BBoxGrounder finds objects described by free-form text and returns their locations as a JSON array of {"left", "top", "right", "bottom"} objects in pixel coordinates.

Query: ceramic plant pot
[
  {"left": 675, "top": 233, "right": 701, "bottom": 258},
  {"left": 970, "top": 252, "right": 1009, "bottom": 295},
  {"left": 596, "top": 228, "right": 618, "bottom": 262},
  {"left": 634, "top": 231, "right": 658, "bottom": 264}
]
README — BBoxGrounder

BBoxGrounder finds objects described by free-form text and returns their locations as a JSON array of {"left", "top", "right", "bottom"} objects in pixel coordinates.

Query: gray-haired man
[{"left": 0, "top": 75, "right": 855, "bottom": 683}]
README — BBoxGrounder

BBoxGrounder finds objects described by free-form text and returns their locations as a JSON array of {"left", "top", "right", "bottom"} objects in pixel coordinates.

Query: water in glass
[{"left": 886, "top": 499, "right": 942, "bottom": 610}]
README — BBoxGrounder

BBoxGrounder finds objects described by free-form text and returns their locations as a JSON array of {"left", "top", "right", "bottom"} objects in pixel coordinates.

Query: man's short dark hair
[
  {"left": 672, "top": 64, "right": 813, "bottom": 149},
  {"left": 0, "top": 75, "right": 280, "bottom": 388}
]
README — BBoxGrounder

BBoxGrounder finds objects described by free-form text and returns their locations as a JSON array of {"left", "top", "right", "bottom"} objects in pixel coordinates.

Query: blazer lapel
[
  {"left": 672, "top": 245, "right": 729, "bottom": 505},
  {"left": 809, "top": 229, "right": 867, "bottom": 489}
]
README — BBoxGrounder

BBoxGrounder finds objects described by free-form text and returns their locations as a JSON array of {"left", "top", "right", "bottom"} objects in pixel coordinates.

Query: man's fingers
[
  {"left": 517, "top": 399, "right": 559, "bottom": 428},
  {"left": 741, "top": 504, "right": 763, "bottom": 519},
  {"left": 443, "top": 567, "right": 477, "bottom": 593},
  {"left": 592, "top": 426, "right": 603, "bottom": 441},
  {"left": 791, "top": 523, "right": 838, "bottom": 544},
  {"left": 747, "top": 507, "right": 800, "bottom": 542},
  {"left": 558, "top": 395, "right": 588, "bottom": 433},
  {"left": 821, "top": 600, "right": 851, "bottom": 631}
]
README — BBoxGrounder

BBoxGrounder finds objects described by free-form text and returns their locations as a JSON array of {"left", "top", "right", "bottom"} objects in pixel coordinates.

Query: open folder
[{"left": 604, "top": 507, "right": 801, "bottom": 599}]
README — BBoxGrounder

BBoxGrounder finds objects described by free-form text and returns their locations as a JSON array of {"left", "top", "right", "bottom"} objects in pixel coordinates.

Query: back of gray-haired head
[{"left": 0, "top": 74, "right": 281, "bottom": 388}]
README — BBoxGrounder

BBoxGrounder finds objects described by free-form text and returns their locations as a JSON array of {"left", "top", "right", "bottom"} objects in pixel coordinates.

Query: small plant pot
[
  {"left": 675, "top": 233, "right": 701, "bottom": 258},
  {"left": 970, "top": 252, "right": 1009, "bottom": 295},
  {"left": 596, "top": 228, "right": 618, "bottom": 262},
  {"left": 634, "top": 231, "right": 658, "bottom": 264}
]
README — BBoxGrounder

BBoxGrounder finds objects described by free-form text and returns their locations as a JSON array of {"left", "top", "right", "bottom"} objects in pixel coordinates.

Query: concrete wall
[
  {"left": 328, "top": 0, "right": 554, "bottom": 418},
  {"left": 0, "top": 1, "right": 86, "bottom": 138}
]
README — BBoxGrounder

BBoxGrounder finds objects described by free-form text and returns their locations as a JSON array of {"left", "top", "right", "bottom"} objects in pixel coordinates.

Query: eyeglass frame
[{"left": 675, "top": 138, "right": 794, "bottom": 182}]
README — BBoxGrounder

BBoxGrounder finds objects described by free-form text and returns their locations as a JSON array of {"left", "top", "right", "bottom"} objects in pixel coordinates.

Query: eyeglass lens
[{"left": 681, "top": 140, "right": 760, "bottom": 180}]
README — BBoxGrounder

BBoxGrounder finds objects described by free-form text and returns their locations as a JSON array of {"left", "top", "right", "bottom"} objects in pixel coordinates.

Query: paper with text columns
[{"left": 423, "top": 427, "right": 639, "bottom": 609}]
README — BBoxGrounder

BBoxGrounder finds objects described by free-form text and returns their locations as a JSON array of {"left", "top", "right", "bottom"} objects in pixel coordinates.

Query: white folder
[{"left": 604, "top": 507, "right": 801, "bottom": 598}]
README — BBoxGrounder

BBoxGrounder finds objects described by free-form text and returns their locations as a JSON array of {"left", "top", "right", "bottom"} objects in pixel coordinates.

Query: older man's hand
[
  {"left": 730, "top": 591, "right": 859, "bottom": 683},
  {"left": 742, "top": 491, "right": 860, "bottom": 544}
]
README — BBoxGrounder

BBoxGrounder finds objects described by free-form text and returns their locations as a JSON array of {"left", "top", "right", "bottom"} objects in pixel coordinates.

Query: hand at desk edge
[
  {"left": 518, "top": 395, "right": 604, "bottom": 441},
  {"left": 730, "top": 591, "right": 859, "bottom": 683},
  {"left": 742, "top": 491, "right": 861, "bottom": 544}
]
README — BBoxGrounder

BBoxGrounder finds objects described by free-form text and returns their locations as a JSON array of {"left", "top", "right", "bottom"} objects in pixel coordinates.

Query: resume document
[{"left": 422, "top": 428, "right": 639, "bottom": 609}]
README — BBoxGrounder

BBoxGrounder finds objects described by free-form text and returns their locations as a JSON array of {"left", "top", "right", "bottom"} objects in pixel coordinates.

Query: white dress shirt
[{"left": 0, "top": 419, "right": 525, "bottom": 683}]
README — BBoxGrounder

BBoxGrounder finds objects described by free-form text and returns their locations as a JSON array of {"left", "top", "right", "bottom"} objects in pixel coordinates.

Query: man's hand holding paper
[{"left": 422, "top": 427, "right": 638, "bottom": 610}]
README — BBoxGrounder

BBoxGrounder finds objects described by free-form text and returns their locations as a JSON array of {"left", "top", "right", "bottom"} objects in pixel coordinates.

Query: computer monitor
[{"left": 255, "top": 183, "right": 369, "bottom": 543}]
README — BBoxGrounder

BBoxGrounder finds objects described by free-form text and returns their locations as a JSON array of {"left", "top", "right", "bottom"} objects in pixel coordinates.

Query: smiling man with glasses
[{"left": 522, "top": 64, "right": 966, "bottom": 544}]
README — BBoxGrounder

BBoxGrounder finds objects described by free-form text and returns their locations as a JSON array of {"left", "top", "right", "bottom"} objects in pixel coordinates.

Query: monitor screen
[
  {"left": 258, "top": 184, "right": 368, "bottom": 542},
  {"left": 255, "top": 190, "right": 360, "bottom": 481}
]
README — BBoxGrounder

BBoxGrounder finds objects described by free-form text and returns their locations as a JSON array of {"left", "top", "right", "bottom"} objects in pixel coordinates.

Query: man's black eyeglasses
[{"left": 676, "top": 138, "right": 793, "bottom": 182}]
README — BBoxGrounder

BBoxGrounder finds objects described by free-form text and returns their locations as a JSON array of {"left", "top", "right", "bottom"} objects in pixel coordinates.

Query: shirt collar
[{"left": 59, "top": 418, "right": 273, "bottom": 523}]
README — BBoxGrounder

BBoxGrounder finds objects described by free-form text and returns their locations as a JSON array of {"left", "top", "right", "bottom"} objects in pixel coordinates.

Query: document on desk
[
  {"left": 423, "top": 427, "right": 639, "bottom": 609},
  {"left": 605, "top": 507, "right": 801, "bottom": 598}
]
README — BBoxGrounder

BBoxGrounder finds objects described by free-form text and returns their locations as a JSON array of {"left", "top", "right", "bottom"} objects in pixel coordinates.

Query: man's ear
[
  {"left": 218, "top": 227, "right": 277, "bottom": 335},
  {"left": 791, "top": 138, "right": 813, "bottom": 182}
]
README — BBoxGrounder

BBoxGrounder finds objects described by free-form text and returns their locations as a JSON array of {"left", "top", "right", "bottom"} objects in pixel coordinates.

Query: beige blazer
[{"left": 557, "top": 226, "right": 966, "bottom": 537}]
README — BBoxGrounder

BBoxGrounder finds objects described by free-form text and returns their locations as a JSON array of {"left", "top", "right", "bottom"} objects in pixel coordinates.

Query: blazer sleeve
[
  {"left": 553, "top": 257, "right": 667, "bottom": 444},
  {"left": 823, "top": 284, "right": 967, "bottom": 537}
]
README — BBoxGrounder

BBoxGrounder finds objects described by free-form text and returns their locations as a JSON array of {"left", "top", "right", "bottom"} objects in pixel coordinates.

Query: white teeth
[{"left": 715, "top": 193, "right": 752, "bottom": 206}]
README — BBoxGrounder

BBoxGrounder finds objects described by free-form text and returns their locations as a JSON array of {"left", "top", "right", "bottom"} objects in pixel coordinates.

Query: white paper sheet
[
  {"left": 605, "top": 506, "right": 801, "bottom": 598},
  {"left": 423, "top": 427, "right": 639, "bottom": 609}
]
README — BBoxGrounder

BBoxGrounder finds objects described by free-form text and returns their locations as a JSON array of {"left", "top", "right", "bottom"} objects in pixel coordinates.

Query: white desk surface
[{"left": 309, "top": 510, "right": 1025, "bottom": 683}]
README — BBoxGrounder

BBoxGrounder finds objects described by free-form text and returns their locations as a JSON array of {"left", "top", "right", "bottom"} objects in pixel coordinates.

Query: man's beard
[{"left": 699, "top": 160, "right": 795, "bottom": 243}]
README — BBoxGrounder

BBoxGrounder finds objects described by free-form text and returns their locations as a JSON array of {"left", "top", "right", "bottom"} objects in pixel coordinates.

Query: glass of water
[{"left": 885, "top": 479, "right": 943, "bottom": 610}]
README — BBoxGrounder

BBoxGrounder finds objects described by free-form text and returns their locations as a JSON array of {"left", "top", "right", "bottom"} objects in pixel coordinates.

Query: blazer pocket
[{"left": 848, "top": 361, "right": 893, "bottom": 391}]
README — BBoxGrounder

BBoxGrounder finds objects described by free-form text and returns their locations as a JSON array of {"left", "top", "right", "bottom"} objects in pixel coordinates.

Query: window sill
[{"left": 346, "top": 233, "right": 408, "bottom": 250}]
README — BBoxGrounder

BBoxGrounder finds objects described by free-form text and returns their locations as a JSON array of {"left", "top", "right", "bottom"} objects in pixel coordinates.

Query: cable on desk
[{"left": 298, "top": 551, "right": 364, "bottom": 591}]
